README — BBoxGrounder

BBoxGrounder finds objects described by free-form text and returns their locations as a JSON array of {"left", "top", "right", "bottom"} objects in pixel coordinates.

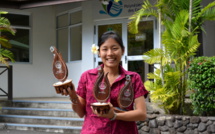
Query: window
[
  {"left": 57, "top": 8, "right": 82, "bottom": 62},
  {"left": 1, "top": 13, "right": 30, "bottom": 62}
]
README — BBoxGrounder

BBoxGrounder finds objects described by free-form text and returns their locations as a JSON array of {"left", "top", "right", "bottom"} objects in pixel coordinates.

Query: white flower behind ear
[
  {"left": 101, "top": 0, "right": 109, "bottom": 5},
  {"left": 91, "top": 44, "right": 99, "bottom": 54}
]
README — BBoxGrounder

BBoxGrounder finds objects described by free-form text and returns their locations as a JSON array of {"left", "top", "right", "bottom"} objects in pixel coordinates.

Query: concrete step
[
  {"left": 0, "top": 100, "right": 13, "bottom": 107},
  {"left": 1, "top": 107, "right": 79, "bottom": 117},
  {"left": 0, "top": 99, "right": 83, "bottom": 133},
  {"left": 11, "top": 100, "right": 72, "bottom": 109},
  {"left": 0, "top": 115, "right": 84, "bottom": 126},
  {"left": 3, "top": 123, "right": 82, "bottom": 134}
]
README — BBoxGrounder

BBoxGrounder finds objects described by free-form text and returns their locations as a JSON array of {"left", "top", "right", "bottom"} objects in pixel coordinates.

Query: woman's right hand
[{"left": 54, "top": 81, "right": 75, "bottom": 96}]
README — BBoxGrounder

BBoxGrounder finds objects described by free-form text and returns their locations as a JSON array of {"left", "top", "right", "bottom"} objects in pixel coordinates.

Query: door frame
[
  {"left": 94, "top": 17, "right": 158, "bottom": 81},
  {"left": 94, "top": 18, "right": 128, "bottom": 68}
]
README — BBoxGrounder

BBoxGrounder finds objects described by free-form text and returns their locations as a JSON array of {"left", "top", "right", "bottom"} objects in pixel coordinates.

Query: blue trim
[
  {"left": 0, "top": 115, "right": 84, "bottom": 121},
  {"left": 2, "top": 107, "right": 73, "bottom": 112},
  {"left": 6, "top": 123, "right": 82, "bottom": 130}
]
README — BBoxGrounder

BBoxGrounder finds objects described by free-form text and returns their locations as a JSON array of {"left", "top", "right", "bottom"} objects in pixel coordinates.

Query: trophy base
[
  {"left": 91, "top": 102, "right": 110, "bottom": 114},
  {"left": 53, "top": 79, "right": 72, "bottom": 94}
]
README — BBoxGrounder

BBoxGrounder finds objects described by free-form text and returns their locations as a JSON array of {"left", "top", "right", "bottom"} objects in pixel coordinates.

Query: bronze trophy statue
[
  {"left": 91, "top": 66, "right": 111, "bottom": 114},
  {"left": 91, "top": 66, "right": 134, "bottom": 114},
  {"left": 50, "top": 46, "right": 73, "bottom": 94},
  {"left": 116, "top": 75, "right": 134, "bottom": 112}
]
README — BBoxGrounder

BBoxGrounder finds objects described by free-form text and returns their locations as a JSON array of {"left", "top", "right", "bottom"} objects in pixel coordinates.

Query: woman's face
[{"left": 99, "top": 38, "right": 124, "bottom": 69}]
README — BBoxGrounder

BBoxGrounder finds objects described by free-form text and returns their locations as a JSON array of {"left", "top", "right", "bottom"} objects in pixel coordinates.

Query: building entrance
[{"left": 95, "top": 19, "right": 155, "bottom": 81}]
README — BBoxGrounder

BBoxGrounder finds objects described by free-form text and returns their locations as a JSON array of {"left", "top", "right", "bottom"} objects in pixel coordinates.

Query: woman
[{"left": 62, "top": 31, "right": 148, "bottom": 134}]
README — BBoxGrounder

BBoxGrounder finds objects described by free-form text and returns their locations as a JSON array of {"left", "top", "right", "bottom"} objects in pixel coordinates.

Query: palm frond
[
  {"left": 147, "top": 71, "right": 161, "bottom": 80},
  {"left": 191, "top": 0, "right": 202, "bottom": 16},
  {"left": 201, "top": 7, "right": 215, "bottom": 21},
  {"left": 143, "top": 48, "right": 170, "bottom": 65},
  {"left": 0, "top": 55, "right": 9, "bottom": 66},
  {"left": 128, "top": 0, "right": 157, "bottom": 34},
  {"left": 0, "top": 13, "right": 16, "bottom": 35},
  {"left": 144, "top": 80, "right": 156, "bottom": 92},
  {"left": 196, "top": 1, "right": 215, "bottom": 20},
  {"left": 177, "top": 35, "right": 200, "bottom": 63},
  {"left": 165, "top": 71, "right": 181, "bottom": 86},
  {"left": 172, "top": 34, "right": 200, "bottom": 63},
  {"left": 165, "top": 10, "right": 189, "bottom": 40},
  {"left": 0, "top": 17, "right": 10, "bottom": 25},
  {"left": 0, "top": 11, "right": 16, "bottom": 66},
  {"left": 0, "top": 37, "right": 12, "bottom": 48},
  {"left": 0, "top": 48, "right": 15, "bottom": 63}
]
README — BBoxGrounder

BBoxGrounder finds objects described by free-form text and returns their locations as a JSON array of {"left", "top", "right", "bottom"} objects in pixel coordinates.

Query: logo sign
[{"left": 99, "top": 0, "right": 123, "bottom": 17}]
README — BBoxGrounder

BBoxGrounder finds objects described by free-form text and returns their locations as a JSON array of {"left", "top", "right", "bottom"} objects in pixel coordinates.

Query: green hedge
[{"left": 188, "top": 56, "right": 215, "bottom": 116}]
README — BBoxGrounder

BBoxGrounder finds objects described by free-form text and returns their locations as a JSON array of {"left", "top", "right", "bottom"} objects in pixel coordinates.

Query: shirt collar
[{"left": 89, "top": 64, "right": 134, "bottom": 77}]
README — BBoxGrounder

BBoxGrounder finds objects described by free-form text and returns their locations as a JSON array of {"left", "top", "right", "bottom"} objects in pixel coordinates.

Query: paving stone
[
  {"left": 183, "top": 119, "right": 190, "bottom": 126},
  {"left": 206, "top": 120, "right": 212, "bottom": 126},
  {"left": 198, "top": 122, "right": 206, "bottom": 132},
  {"left": 187, "top": 123, "right": 199, "bottom": 129},
  {"left": 200, "top": 117, "right": 209, "bottom": 123},
  {"left": 175, "top": 116, "right": 182, "bottom": 120},
  {"left": 138, "top": 123, "right": 145, "bottom": 129},
  {"left": 138, "top": 130, "right": 149, "bottom": 134},
  {"left": 199, "top": 132, "right": 209, "bottom": 134},
  {"left": 190, "top": 117, "right": 200, "bottom": 124},
  {"left": 147, "top": 114, "right": 157, "bottom": 120},
  {"left": 166, "top": 116, "right": 175, "bottom": 122},
  {"left": 174, "top": 120, "right": 183, "bottom": 129},
  {"left": 0, "top": 123, "right": 6, "bottom": 129},
  {"left": 149, "top": 119, "right": 158, "bottom": 128},
  {"left": 149, "top": 128, "right": 160, "bottom": 134},
  {"left": 177, "top": 126, "right": 187, "bottom": 132},
  {"left": 184, "top": 129, "right": 195, "bottom": 134},
  {"left": 166, "top": 119, "right": 174, "bottom": 128},
  {"left": 159, "top": 126, "right": 169, "bottom": 132},
  {"left": 157, "top": 116, "right": 166, "bottom": 126},
  {"left": 207, "top": 124, "right": 215, "bottom": 133},
  {"left": 161, "top": 132, "right": 170, "bottom": 134},
  {"left": 141, "top": 126, "right": 150, "bottom": 132},
  {"left": 169, "top": 128, "right": 176, "bottom": 134}
]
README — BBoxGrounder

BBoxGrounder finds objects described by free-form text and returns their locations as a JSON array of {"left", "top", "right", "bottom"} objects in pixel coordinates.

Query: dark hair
[{"left": 98, "top": 31, "right": 124, "bottom": 51}]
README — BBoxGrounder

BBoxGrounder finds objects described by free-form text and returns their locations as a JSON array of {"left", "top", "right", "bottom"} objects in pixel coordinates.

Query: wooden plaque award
[
  {"left": 117, "top": 75, "right": 134, "bottom": 109},
  {"left": 91, "top": 66, "right": 111, "bottom": 114},
  {"left": 50, "top": 46, "right": 72, "bottom": 94}
]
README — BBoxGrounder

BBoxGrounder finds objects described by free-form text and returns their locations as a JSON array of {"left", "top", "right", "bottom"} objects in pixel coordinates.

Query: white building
[{"left": 0, "top": 0, "right": 214, "bottom": 99}]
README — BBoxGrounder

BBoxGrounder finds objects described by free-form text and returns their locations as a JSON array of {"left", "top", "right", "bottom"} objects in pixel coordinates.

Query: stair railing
[{"left": 0, "top": 65, "right": 13, "bottom": 100}]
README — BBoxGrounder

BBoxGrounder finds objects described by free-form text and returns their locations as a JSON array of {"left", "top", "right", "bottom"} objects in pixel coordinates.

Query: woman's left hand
[{"left": 91, "top": 102, "right": 116, "bottom": 119}]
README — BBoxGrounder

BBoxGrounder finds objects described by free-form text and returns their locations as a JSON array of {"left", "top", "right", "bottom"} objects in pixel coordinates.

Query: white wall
[
  {"left": 55, "top": 2, "right": 81, "bottom": 13},
  {"left": 54, "top": 1, "right": 95, "bottom": 90},
  {"left": 203, "top": 21, "right": 215, "bottom": 56},
  {"left": 81, "top": 1, "right": 94, "bottom": 72},
  {"left": 202, "top": 0, "right": 215, "bottom": 56},
  {"left": 2, "top": 6, "right": 58, "bottom": 98},
  {"left": 7, "top": 1, "right": 95, "bottom": 98}
]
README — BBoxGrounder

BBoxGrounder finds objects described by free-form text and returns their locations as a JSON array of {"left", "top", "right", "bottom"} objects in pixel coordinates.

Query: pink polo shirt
[{"left": 76, "top": 65, "right": 148, "bottom": 134}]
